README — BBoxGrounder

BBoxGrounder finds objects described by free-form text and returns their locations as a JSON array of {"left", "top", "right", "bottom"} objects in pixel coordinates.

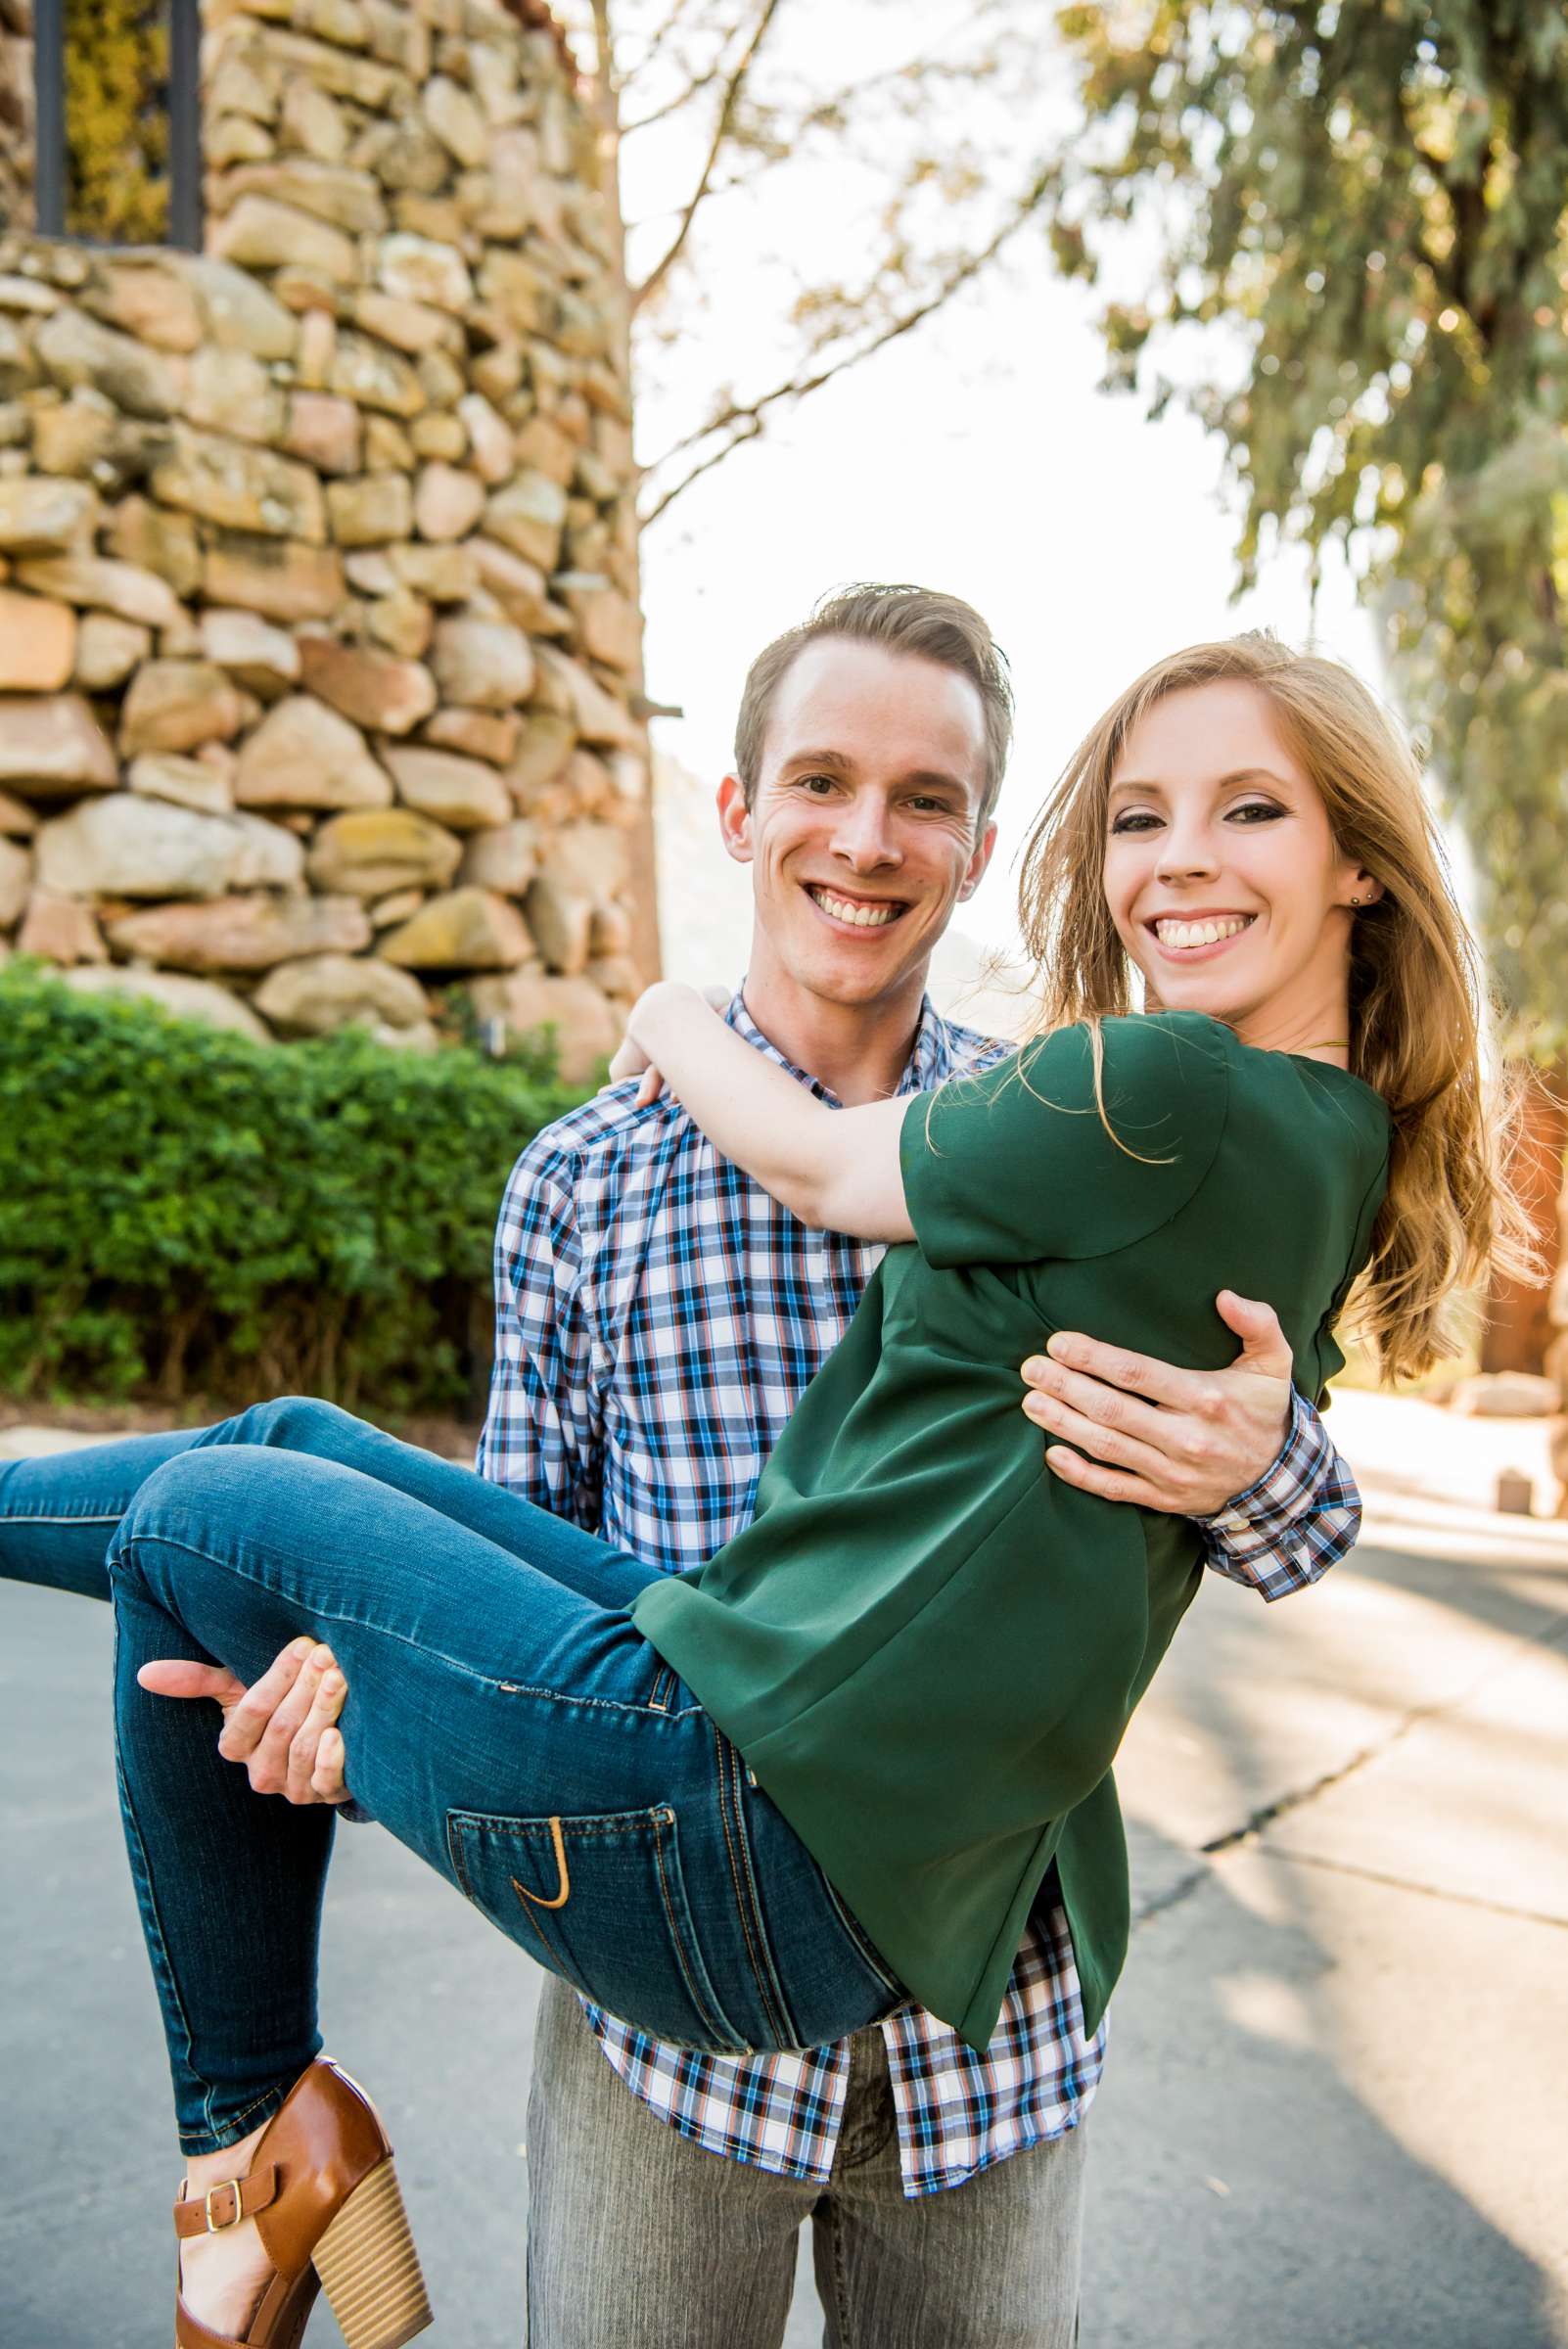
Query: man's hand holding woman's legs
[{"left": 138, "top": 1637, "right": 350, "bottom": 1804}]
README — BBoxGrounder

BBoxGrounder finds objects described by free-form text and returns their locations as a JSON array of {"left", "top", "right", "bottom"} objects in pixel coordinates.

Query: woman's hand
[
  {"left": 608, "top": 982, "right": 730, "bottom": 1107},
  {"left": 606, "top": 1022, "right": 662, "bottom": 1107}
]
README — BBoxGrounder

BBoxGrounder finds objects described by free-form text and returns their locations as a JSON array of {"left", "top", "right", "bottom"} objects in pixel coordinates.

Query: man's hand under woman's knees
[
  {"left": 137, "top": 1636, "right": 351, "bottom": 1805},
  {"left": 1019, "top": 1289, "right": 1295, "bottom": 1514}
]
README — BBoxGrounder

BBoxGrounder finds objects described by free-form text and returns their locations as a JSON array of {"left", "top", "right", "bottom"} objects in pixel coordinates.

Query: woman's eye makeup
[{"left": 1109, "top": 798, "right": 1287, "bottom": 834}]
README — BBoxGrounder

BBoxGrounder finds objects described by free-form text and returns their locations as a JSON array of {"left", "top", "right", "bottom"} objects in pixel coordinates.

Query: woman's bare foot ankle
[{"left": 180, "top": 2122, "right": 276, "bottom": 2338}]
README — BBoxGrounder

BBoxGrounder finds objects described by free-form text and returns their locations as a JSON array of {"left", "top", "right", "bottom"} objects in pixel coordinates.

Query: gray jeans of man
[{"left": 525, "top": 1970, "right": 1087, "bottom": 2349}]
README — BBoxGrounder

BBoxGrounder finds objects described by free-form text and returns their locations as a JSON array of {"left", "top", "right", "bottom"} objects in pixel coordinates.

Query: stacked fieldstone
[
  {"left": 0, "top": 0, "right": 651, "bottom": 1080},
  {"left": 0, "top": 0, "right": 29, "bottom": 242}
]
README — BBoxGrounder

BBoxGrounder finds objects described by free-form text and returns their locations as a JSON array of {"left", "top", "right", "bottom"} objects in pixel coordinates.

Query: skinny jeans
[{"left": 0, "top": 1399, "right": 899, "bottom": 2152}]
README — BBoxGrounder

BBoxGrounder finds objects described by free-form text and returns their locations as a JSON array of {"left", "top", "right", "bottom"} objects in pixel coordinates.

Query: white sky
[
  {"left": 638, "top": 265, "right": 1382, "bottom": 971},
  {"left": 605, "top": 5, "right": 1396, "bottom": 979}
]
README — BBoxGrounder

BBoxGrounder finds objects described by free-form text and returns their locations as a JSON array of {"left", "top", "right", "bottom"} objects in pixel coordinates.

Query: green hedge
[{"left": 0, "top": 962, "right": 591, "bottom": 1411}]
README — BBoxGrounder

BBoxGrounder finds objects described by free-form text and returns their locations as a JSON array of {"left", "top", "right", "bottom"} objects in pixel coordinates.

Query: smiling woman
[
  {"left": 1100, "top": 678, "right": 1378, "bottom": 1056},
  {"left": 1018, "top": 630, "right": 1529, "bottom": 1383}
]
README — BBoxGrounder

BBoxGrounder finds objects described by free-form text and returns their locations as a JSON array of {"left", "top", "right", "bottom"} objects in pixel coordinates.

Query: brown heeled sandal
[{"left": 173, "top": 2057, "right": 433, "bottom": 2349}]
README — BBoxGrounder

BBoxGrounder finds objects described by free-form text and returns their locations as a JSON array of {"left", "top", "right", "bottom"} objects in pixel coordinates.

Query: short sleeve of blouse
[{"left": 899, "top": 1012, "right": 1232, "bottom": 1269}]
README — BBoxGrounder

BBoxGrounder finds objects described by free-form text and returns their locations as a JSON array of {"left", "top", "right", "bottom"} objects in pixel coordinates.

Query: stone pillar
[
  {"left": 0, "top": 0, "right": 656, "bottom": 1082},
  {"left": 0, "top": 0, "right": 34, "bottom": 238}
]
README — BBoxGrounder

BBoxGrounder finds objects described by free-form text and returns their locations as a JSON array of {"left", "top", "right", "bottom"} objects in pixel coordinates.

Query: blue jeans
[{"left": 0, "top": 1400, "right": 899, "bottom": 2152}]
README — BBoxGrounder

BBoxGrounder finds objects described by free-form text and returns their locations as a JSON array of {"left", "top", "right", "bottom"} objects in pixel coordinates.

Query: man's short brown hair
[{"left": 733, "top": 583, "right": 1014, "bottom": 830}]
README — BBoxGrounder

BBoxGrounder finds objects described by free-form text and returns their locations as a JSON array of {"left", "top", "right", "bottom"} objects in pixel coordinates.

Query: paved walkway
[{"left": 1, "top": 1394, "right": 1564, "bottom": 2346}]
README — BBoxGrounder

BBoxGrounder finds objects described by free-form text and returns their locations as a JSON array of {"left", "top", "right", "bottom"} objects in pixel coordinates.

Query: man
[
  {"left": 476, "top": 585, "right": 1359, "bottom": 2347},
  {"left": 195, "top": 584, "right": 1360, "bottom": 2344}
]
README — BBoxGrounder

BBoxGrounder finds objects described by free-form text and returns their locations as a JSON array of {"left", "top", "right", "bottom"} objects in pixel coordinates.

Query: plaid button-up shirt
[{"left": 477, "top": 992, "right": 1360, "bottom": 2195}]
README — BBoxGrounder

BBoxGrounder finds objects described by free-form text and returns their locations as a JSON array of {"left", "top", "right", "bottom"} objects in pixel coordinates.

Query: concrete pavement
[{"left": 1, "top": 1393, "right": 1564, "bottom": 2346}]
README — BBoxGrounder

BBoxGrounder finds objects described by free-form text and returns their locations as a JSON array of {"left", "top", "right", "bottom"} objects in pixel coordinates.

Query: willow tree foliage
[{"left": 1043, "top": 1, "right": 1568, "bottom": 1047}]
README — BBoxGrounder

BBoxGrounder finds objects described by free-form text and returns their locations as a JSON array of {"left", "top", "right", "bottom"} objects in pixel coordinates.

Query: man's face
[{"left": 719, "top": 638, "right": 996, "bottom": 1010}]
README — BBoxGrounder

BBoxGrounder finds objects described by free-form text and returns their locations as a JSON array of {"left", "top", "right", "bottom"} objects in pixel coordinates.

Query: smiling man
[
  {"left": 463, "top": 585, "right": 1364, "bottom": 2348},
  {"left": 722, "top": 613, "right": 1009, "bottom": 1088}
]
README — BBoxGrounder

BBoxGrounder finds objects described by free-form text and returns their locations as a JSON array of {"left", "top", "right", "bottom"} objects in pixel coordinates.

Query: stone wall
[
  {"left": 0, "top": 0, "right": 32, "bottom": 243},
  {"left": 0, "top": 0, "right": 652, "bottom": 1081}
]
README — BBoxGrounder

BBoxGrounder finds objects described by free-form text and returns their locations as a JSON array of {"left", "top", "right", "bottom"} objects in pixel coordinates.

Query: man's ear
[
  {"left": 716, "top": 773, "right": 754, "bottom": 865},
  {"left": 956, "top": 817, "right": 998, "bottom": 904}
]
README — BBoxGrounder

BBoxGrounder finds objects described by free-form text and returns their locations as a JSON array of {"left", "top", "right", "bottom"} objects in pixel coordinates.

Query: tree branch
[
  {"left": 641, "top": 162, "right": 1056, "bottom": 524},
  {"left": 631, "top": 0, "right": 785, "bottom": 313},
  {"left": 621, "top": 64, "right": 723, "bottom": 137},
  {"left": 618, "top": 0, "right": 706, "bottom": 89}
]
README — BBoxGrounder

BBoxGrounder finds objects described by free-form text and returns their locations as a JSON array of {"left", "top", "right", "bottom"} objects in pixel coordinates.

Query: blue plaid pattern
[
  {"left": 477, "top": 992, "right": 1360, "bottom": 2194},
  {"left": 1195, "top": 1386, "right": 1360, "bottom": 1597}
]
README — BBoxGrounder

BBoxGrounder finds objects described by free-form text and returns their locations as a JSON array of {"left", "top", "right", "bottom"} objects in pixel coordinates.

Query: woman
[{"left": 0, "top": 637, "right": 1523, "bottom": 2349}]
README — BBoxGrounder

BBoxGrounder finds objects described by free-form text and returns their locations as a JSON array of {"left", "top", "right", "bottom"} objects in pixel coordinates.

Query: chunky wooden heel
[
  {"left": 173, "top": 2058, "right": 433, "bottom": 2349},
  {"left": 312, "top": 2158, "right": 432, "bottom": 2349}
]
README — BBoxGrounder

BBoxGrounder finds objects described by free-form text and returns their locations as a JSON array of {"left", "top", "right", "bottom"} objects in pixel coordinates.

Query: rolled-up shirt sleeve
[{"left": 1195, "top": 1388, "right": 1360, "bottom": 1601}]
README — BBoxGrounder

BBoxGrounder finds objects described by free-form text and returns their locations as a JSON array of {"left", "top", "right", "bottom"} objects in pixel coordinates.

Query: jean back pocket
[{"left": 446, "top": 1804, "right": 752, "bottom": 2055}]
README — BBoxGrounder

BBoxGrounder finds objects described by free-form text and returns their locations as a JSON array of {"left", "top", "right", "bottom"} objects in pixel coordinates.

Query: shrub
[{"left": 0, "top": 963, "right": 591, "bottom": 1411}]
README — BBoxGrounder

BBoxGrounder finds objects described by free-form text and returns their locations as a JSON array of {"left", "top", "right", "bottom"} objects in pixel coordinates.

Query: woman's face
[{"left": 1101, "top": 679, "right": 1376, "bottom": 1055}]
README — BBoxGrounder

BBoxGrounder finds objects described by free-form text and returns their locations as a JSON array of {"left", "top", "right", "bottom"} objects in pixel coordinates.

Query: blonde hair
[{"left": 1015, "top": 633, "right": 1535, "bottom": 1383}]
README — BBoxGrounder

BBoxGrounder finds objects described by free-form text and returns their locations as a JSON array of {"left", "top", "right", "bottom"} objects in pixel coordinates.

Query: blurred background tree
[
  {"left": 1039, "top": 0, "right": 1568, "bottom": 1367},
  {"left": 562, "top": 0, "right": 1568, "bottom": 1368},
  {"left": 63, "top": 0, "right": 170, "bottom": 245},
  {"left": 568, "top": 0, "right": 1060, "bottom": 520}
]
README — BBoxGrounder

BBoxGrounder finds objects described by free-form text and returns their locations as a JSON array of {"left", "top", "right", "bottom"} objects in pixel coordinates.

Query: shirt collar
[{"left": 723, "top": 986, "right": 965, "bottom": 1106}]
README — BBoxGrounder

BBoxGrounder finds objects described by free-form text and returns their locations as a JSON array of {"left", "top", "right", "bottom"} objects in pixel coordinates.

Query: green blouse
[{"left": 632, "top": 1012, "right": 1391, "bottom": 2050}]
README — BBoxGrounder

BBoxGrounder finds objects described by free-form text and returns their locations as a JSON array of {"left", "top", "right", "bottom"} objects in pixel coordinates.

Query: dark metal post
[
  {"left": 31, "top": 0, "right": 66, "bottom": 235},
  {"left": 168, "top": 0, "right": 203, "bottom": 251}
]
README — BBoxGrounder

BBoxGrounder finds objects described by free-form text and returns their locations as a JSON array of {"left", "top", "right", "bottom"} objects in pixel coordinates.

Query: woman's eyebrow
[{"left": 1108, "top": 765, "right": 1295, "bottom": 799}]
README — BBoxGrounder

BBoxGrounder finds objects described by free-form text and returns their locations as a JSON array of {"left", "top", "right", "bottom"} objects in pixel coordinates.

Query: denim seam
[
  {"left": 712, "top": 1726, "right": 793, "bottom": 2048},
  {"left": 648, "top": 1808, "right": 743, "bottom": 2051},
  {"left": 712, "top": 1727, "right": 774, "bottom": 2041},
  {"left": 181, "top": 2081, "right": 294, "bottom": 2158},
  {"left": 726, "top": 1740, "right": 798, "bottom": 2048},
  {"left": 496, "top": 1679, "right": 706, "bottom": 1720},
  {"left": 111, "top": 1592, "right": 303, "bottom": 2153},
  {"left": 820, "top": 1877, "right": 904, "bottom": 2003},
  {"left": 114, "top": 1730, "right": 211, "bottom": 2141},
  {"left": 5, "top": 1508, "right": 122, "bottom": 1523},
  {"left": 115, "top": 1527, "right": 696, "bottom": 1717}
]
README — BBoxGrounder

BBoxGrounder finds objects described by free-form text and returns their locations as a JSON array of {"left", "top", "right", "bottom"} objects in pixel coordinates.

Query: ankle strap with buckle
[{"left": 172, "top": 2165, "right": 280, "bottom": 2237}]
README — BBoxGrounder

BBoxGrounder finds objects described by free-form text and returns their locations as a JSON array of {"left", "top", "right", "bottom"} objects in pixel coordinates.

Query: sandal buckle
[{"left": 204, "top": 2179, "right": 244, "bottom": 2232}]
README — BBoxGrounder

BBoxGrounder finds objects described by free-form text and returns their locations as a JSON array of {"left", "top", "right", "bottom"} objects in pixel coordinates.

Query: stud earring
[{"left": 1349, "top": 895, "right": 1362, "bottom": 907}]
